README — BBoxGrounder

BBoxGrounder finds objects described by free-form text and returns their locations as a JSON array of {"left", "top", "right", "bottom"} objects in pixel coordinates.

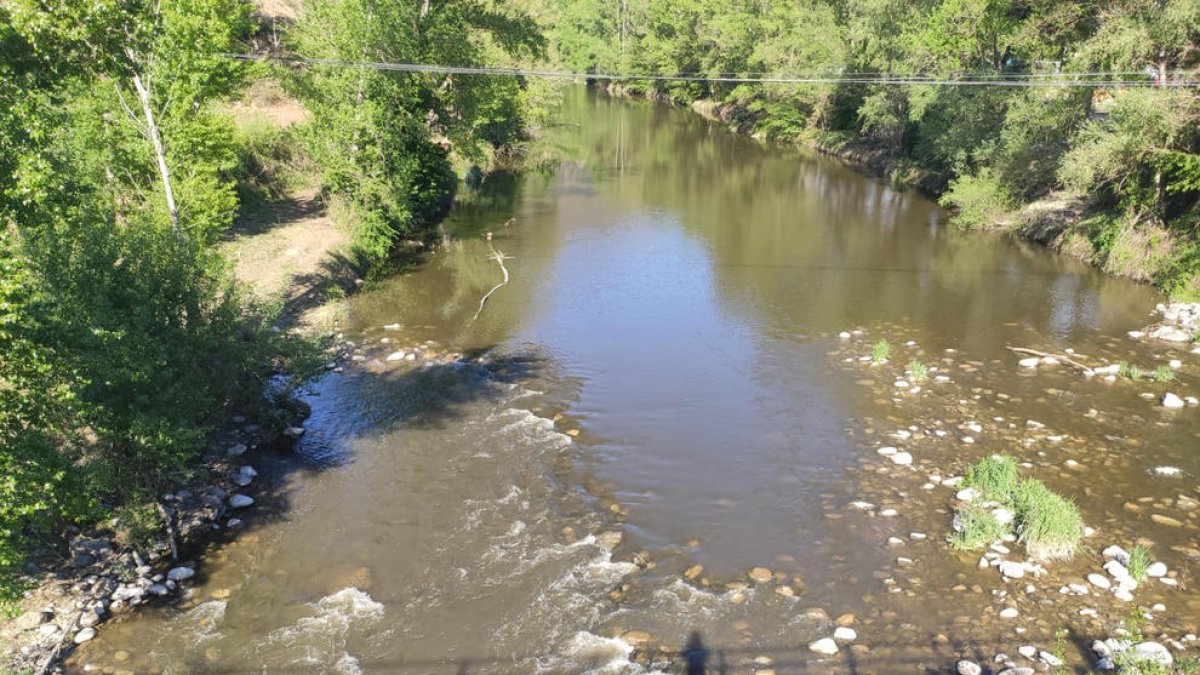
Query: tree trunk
[{"left": 132, "top": 71, "right": 182, "bottom": 240}]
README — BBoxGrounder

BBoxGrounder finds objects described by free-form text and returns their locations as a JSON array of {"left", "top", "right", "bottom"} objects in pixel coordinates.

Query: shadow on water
[{"left": 180, "top": 628, "right": 1113, "bottom": 673}]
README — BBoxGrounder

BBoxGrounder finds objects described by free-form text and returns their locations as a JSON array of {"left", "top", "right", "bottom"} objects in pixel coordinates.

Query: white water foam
[{"left": 254, "top": 587, "right": 385, "bottom": 671}]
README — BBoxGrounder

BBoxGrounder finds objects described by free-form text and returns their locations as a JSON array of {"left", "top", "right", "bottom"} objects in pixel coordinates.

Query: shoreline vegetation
[
  {"left": 1, "top": 0, "right": 555, "bottom": 670},
  {"left": 556, "top": 0, "right": 1200, "bottom": 299}
]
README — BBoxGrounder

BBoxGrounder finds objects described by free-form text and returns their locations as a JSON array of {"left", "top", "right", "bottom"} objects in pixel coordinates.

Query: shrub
[
  {"left": 1127, "top": 545, "right": 1151, "bottom": 581},
  {"left": 1119, "top": 361, "right": 1143, "bottom": 380},
  {"left": 1151, "top": 365, "right": 1174, "bottom": 383},
  {"left": 940, "top": 169, "right": 1016, "bottom": 230},
  {"left": 964, "top": 455, "right": 1019, "bottom": 503},
  {"left": 906, "top": 360, "right": 929, "bottom": 382},
  {"left": 949, "top": 507, "right": 1007, "bottom": 551},
  {"left": 1014, "top": 479, "right": 1084, "bottom": 561},
  {"left": 871, "top": 340, "right": 891, "bottom": 365}
]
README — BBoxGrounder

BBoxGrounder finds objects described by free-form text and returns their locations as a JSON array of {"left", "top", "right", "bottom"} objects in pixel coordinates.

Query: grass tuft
[
  {"left": 1151, "top": 365, "right": 1174, "bottom": 383},
  {"left": 949, "top": 507, "right": 1007, "bottom": 551},
  {"left": 871, "top": 340, "right": 891, "bottom": 365},
  {"left": 1127, "top": 544, "right": 1151, "bottom": 581},
  {"left": 906, "top": 360, "right": 929, "bottom": 382},
  {"left": 963, "top": 455, "right": 1019, "bottom": 502},
  {"left": 1014, "top": 479, "right": 1084, "bottom": 561},
  {"left": 1118, "top": 361, "right": 1142, "bottom": 380}
]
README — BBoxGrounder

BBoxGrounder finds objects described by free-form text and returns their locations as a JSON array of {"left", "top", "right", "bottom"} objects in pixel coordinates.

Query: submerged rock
[
  {"left": 1162, "top": 393, "right": 1185, "bottom": 409},
  {"left": 228, "top": 494, "right": 254, "bottom": 509},
  {"left": 808, "top": 638, "right": 839, "bottom": 655}
]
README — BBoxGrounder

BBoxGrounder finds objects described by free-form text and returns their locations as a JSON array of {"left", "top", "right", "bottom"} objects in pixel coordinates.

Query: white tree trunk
[{"left": 132, "top": 71, "right": 182, "bottom": 240}]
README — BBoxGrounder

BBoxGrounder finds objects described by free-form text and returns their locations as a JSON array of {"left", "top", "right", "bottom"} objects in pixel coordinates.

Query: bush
[
  {"left": 949, "top": 507, "right": 1007, "bottom": 551},
  {"left": 1014, "top": 479, "right": 1084, "bottom": 561},
  {"left": 941, "top": 169, "right": 1016, "bottom": 230},
  {"left": 964, "top": 455, "right": 1019, "bottom": 502}
]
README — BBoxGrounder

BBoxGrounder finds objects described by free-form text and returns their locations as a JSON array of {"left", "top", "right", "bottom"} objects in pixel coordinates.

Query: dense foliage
[
  {"left": 285, "top": 0, "right": 546, "bottom": 259},
  {"left": 553, "top": 0, "right": 1200, "bottom": 296}
]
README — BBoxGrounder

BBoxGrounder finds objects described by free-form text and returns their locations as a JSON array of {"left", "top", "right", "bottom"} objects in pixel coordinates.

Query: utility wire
[{"left": 225, "top": 54, "right": 1198, "bottom": 88}]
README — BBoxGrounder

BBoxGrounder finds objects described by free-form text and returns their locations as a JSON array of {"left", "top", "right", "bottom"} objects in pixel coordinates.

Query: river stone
[
  {"left": 890, "top": 451, "right": 913, "bottom": 466},
  {"left": 999, "top": 561, "right": 1026, "bottom": 579},
  {"left": 808, "top": 638, "right": 839, "bottom": 655},
  {"left": 1153, "top": 466, "right": 1183, "bottom": 477},
  {"left": 1018, "top": 645, "right": 1036, "bottom": 659},
  {"left": 226, "top": 443, "right": 248, "bottom": 457},
  {"left": 621, "top": 630, "right": 650, "bottom": 648},
  {"left": 998, "top": 669, "right": 1035, "bottom": 675},
  {"left": 1146, "top": 562, "right": 1168, "bottom": 577},
  {"left": 596, "top": 531, "right": 622, "bottom": 551},
  {"left": 999, "top": 607, "right": 1020, "bottom": 619},
  {"left": 1087, "top": 573, "right": 1111, "bottom": 589},
  {"left": 74, "top": 627, "right": 97, "bottom": 644},
  {"left": 748, "top": 567, "right": 773, "bottom": 583},
  {"left": 167, "top": 567, "right": 195, "bottom": 582},
  {"left": 1131, "top": 642, "right": 1173, "bottom": 667},
  {"left": 1018, "top": 357, "right": 1039, "bottom": 368},
  {"left": 1149, "top": 326, "right": 1192, "bottom": 343},
  {"left": 11, "top": 610, "right": 49, "bottom": 631},
  {"left": 283, "top": 426, "right": 305, "bottom": 439},
  {"left": 833, "top": 627, "right": 857, "bottom": 642},
  {"left": 684, "top": 565, "right": 703, "bottom": 580},
  {"left": 1103, "top": 545, "right": 1130, "bottom": 564},
  {"left": 1039, "top": 652, "right": 1063, "bottom": 667},
  {"left": 228, "top": 494, "right": 254, "bottom": 509},
  {"left": 956, "top": 660, "right": 982, "bottom": 675},
  {"left": 1162, "top": 393, "right": 1186, "bottom": 408},
  {"left": 385, "top": 351, "right": 406, "bottom": 362}
]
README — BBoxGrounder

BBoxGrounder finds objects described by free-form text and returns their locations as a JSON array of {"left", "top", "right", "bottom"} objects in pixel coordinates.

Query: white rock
[
  {"left": 74, "top": 627, "right": 97, "bottom": 644},
  {"left": 956, "top": 487, "right": 981, "bottom": 502},
  {"left": 833, "top": 627, "right": 857, "bottom": 642},
  {"left": 956, "top": 660, "right": 982, "bottom": 675},
  {"left": 1152, "top": 466, "right": 1182, "bottom": 477},
  {"left": 1039, "top": 651, "right": 1063, "bottom": 667},
  {"left": 992, "top": 508, "right": 1014, "bottom": 525},
  {"left": 1000, "top": 561, "right": 1026, "bottom": 579},
  {"left": 1018, "top": 645, "right": 1036, "bottom": 659},
  {"left": 848, "top": 501, "right": 875, "bottom": 510},
  {"left": 879, "top": 508, "right": 897, "bottom": 517},
  {"left": 999, "top": 607, "right": 1020, "bottom": 619},
  {"left": 1160, "top": 577, "right": 1179, "bottom": 587},
  {"left": 385, "top": 351, "right": 406, "bottom": 362},
  {"left": 890, "top": 452, "right": 913, "bottom": 466},
  {"left": 228, "top": 494, "right": 254, "bottom": 509},
  {"left": 1146, "top": 562, "right": 1168, "bottom": 578},
  {"left": 1162, "top": 393, "right": 1185, "bottom": 408},
  {"left": 167, "top": 567, "right": 195, "bottom": 582},
  {"left": 1018, "top": 357, "right": 1040, "bottom": 368},
  {"left": 838, "top": 331, "right": 851, "bottom": 339},
  {"left": 877, "top": 446, "right": 898, "bottom": 456},
  {"left": 1131, "top": 642, "right": 1173, "bottom": 667},
  {"left": 283, "top": 426, "right": 306, "bottom": 438},
  {"left": 1103, "top": 545, "right": 1131, "bottom": 565},
  {"left": 808, "top": 638, "right": 839, "bottom": 655},
  {"left": 1087, "top": 573, "right": 1111, "bottom": 590}
]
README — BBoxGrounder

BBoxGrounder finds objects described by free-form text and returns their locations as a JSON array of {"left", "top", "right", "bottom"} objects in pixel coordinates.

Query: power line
[{"left": 225, "top": 54, "right": 1198, "bottom": 88}]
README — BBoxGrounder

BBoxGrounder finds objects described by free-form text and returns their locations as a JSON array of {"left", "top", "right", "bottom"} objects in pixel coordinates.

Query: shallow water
[{"left": 76, "top": 87, "right": 1199, "bottom": 673}]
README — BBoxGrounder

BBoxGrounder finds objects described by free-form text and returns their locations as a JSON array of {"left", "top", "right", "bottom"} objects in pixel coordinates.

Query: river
[{"left": 74, "top": 86, "right": 1199, "bottom": 673}]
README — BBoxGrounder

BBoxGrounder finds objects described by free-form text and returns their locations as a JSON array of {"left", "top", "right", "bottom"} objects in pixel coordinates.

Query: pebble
[
  {"left": 956, "top": 660, "right": 982, "bottom": 675},
  {"left": 74, "top": 627, "right": 97, "bottom": 644},
  {"left": 1039, "top": 651, "right": 1063, "bottom": 667},
  {"left": 808, "top": 638, "right": 839, "bottom": 655},
  {"left": 833, "top": 627, "right": 857, "bottom": 642},
  {"left": 999, "top": 561, "right": 1025, "bottom": 579},
  {"left": 748, "top": 567, "right": 773, "bottom": 583},
  {"left": 1087, "top": 573, "right": 1111, "bottom": 590},
  {"left": 1018, "top": 645, "right": 1036, "bottom": 659},
  {"left": 167, "top": 567, "right": 195, "bottom": 582},
  {"left": 228, "top": 494, "right": 254, "bottom": 509},
  {"left": 1146, "top": 562, "right": 1168, "bottom": 577},
  {"left": 999, "top": 607, "right": 1019, "bottom": 619},
  {"left": 1152, "top": 466, "right": 1182, "bottom": 477},
  {"left": 879, "top": 508, "right": 897, "bottom": 517},
  {"left": 890, "top": 451, "right": 913, "bottom": 466}
]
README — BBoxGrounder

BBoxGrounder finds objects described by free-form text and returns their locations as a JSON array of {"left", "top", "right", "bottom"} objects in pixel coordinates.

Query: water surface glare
[{"left": 77, "top": 87, "right": 1200, "bottom": 674}]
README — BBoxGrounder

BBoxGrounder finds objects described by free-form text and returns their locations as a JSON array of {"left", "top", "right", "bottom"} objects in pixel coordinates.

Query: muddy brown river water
[{"left": 74, "top": 87, "right": 1200, "bottom": 673}]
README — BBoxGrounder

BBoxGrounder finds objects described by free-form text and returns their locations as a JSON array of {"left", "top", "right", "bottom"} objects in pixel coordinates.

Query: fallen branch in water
[
  {"left": 36, "top": 595, "right": 91, "bottom": 675},
  {"left": 1006, "top": 346, "right": 1095, "bottom": 376},
  {"left": 157, "top": 502, "right": 179, "bottom": 562},
  {"left": 471, "top": 244, "right": 510, "bottom": 323}
]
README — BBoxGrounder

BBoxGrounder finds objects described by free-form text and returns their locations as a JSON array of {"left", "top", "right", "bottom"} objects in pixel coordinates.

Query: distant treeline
[{"left": 552, "top": 0, "right": 1200, "bottom": 297}]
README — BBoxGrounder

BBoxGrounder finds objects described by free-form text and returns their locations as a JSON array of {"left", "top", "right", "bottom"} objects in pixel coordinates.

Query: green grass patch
[
  {"left": 1127, "top": 544, "right": 1151, "bottom": 581},
  {"left": 949, "top": 506, "right": 1007, "bottom": 551},
  {"left": 1151, "top": 365, "right": 1174, "bottom": 383},
  {"left": 871, "top": 340, "right": 891, "bottom": 365},
  {"left": 963, "top": 455, "right": 1019, "bottom": 502},
  {"left": 1118, "top": 361, "right": 1142, "bottom": 380},
  {"left": 906, "top": 360, "right": 929, "bottom": 382},
  {"left": 1014, "top": 479, "right": 1084, "bottom": 561}
]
